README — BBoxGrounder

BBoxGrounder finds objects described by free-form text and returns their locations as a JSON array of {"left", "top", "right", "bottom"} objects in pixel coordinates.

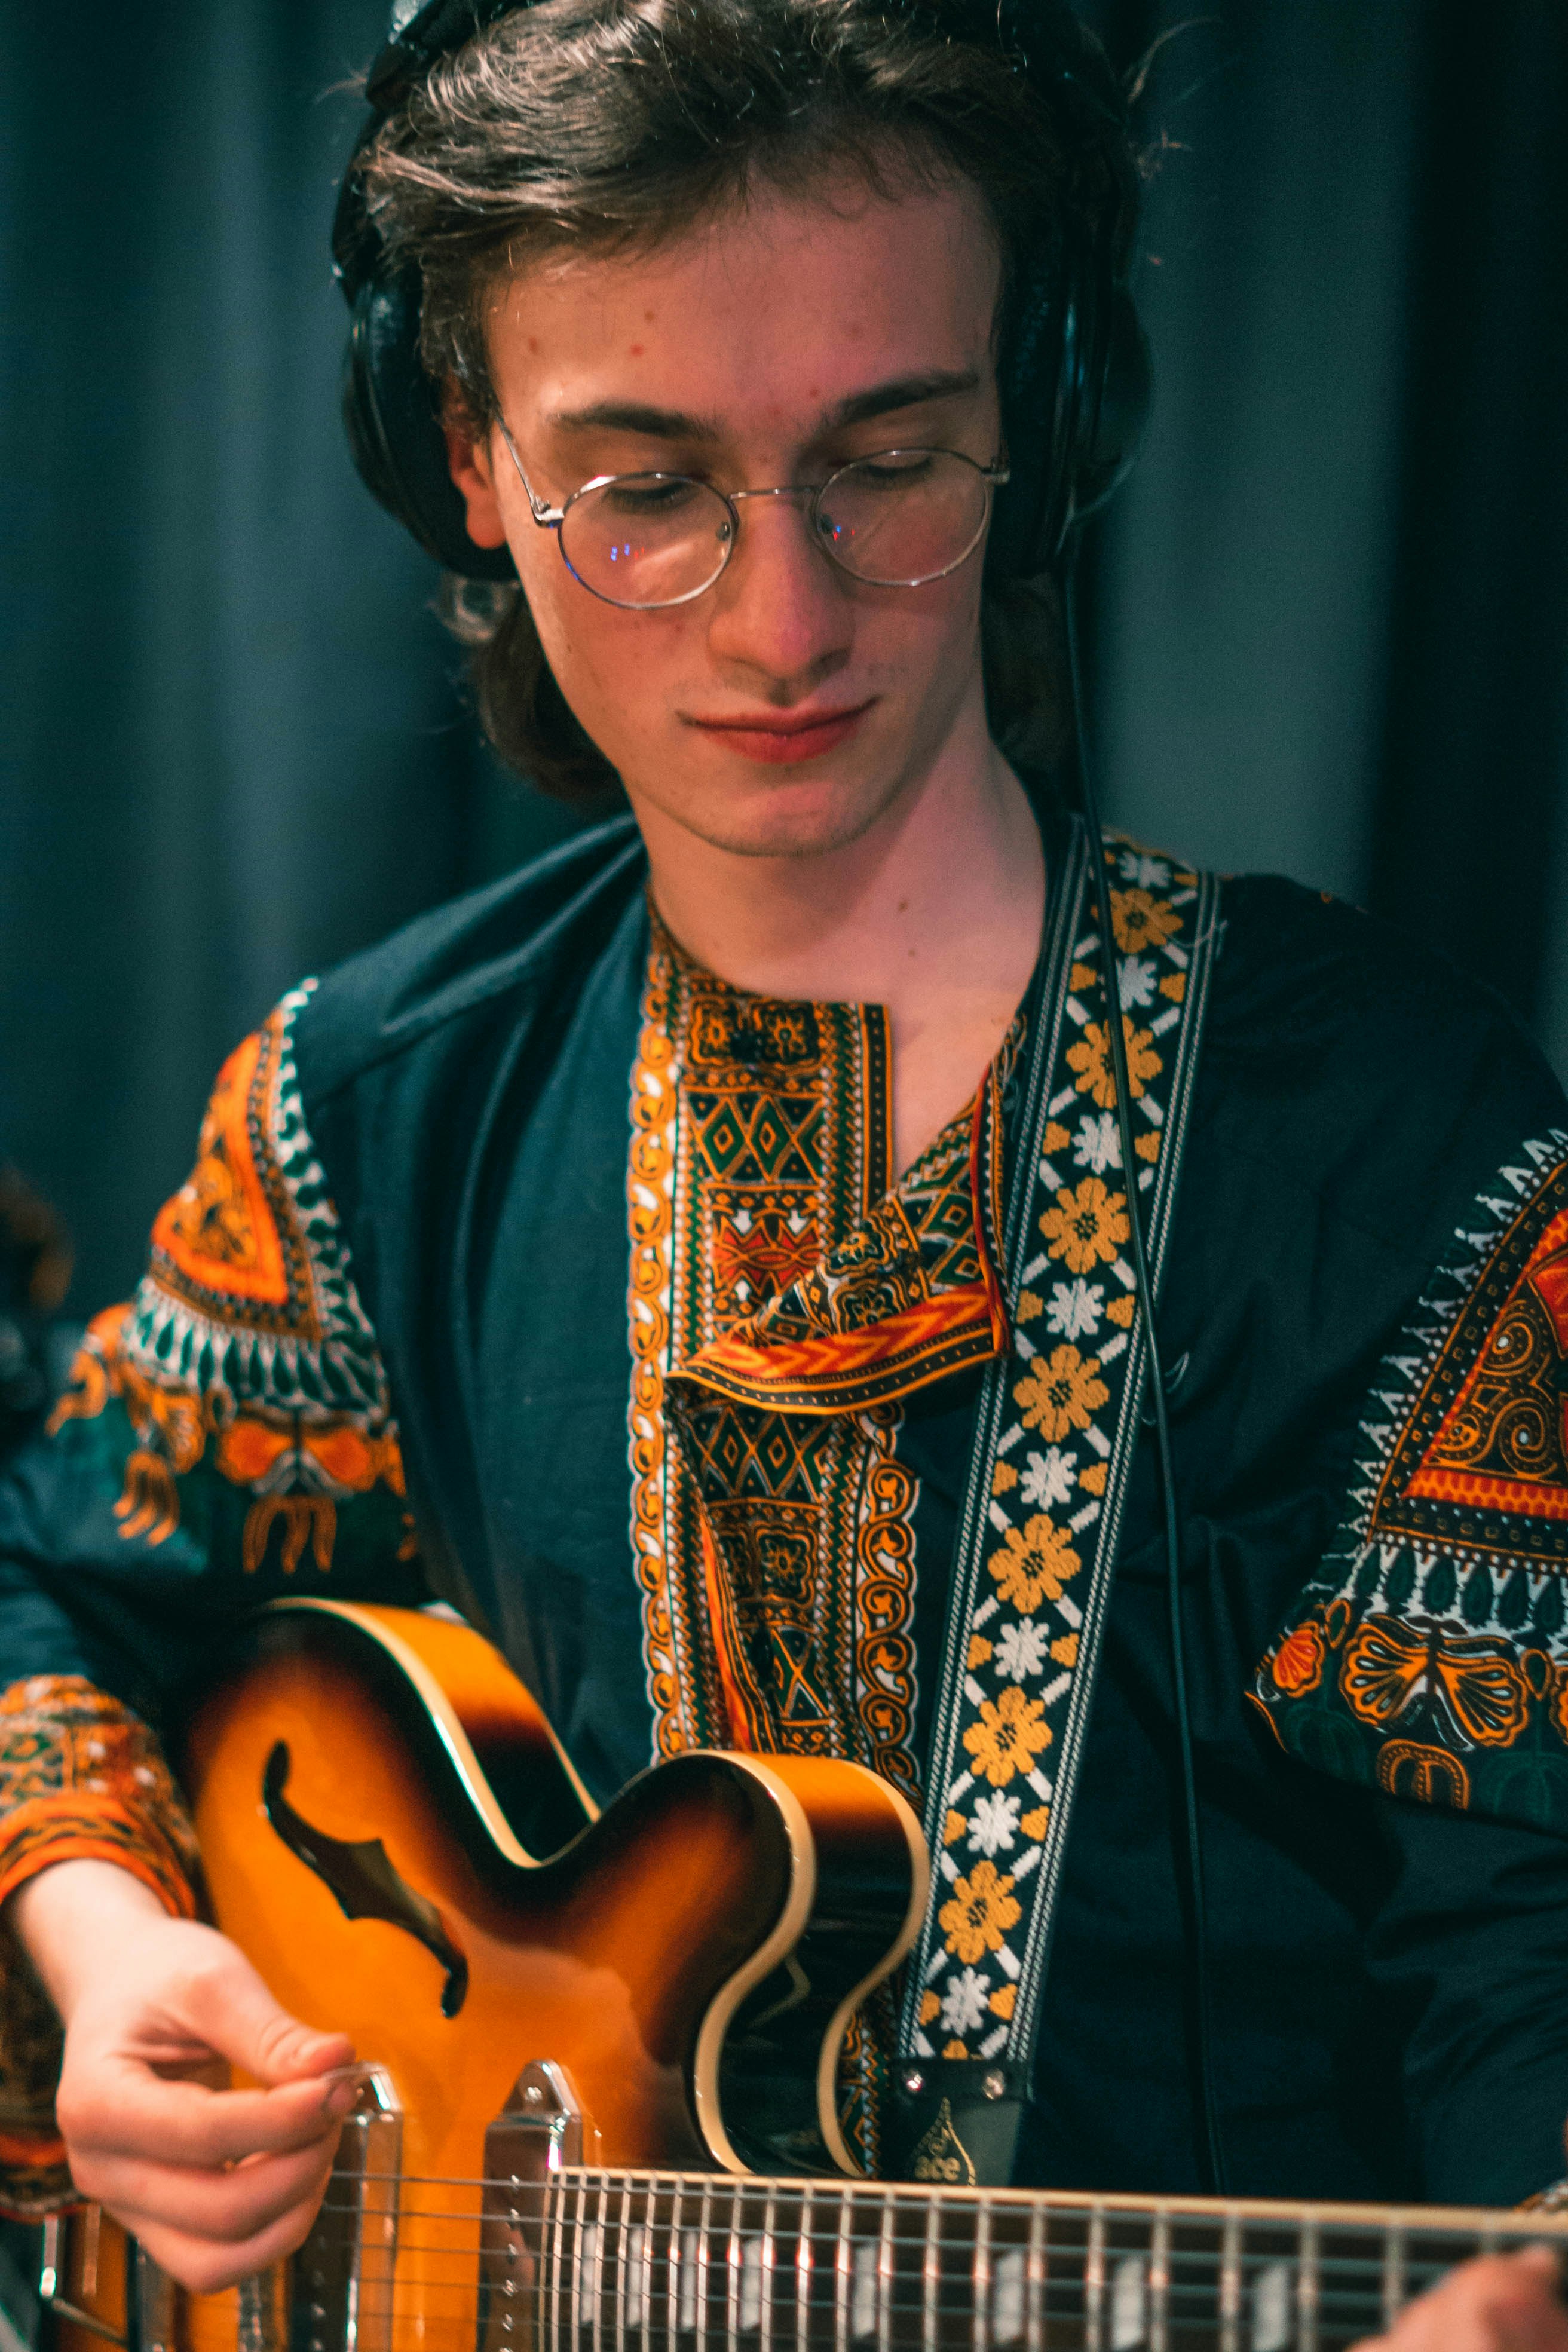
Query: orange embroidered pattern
[
  {"left": 46, "top": 984, "right": 413, "bottom": 1581},
  {"left": 1255, "top": 1138, "right": 1568, "bottom": 1831},
  {"left": 624, "top": 910, "right": 1009, "bottom": 1794},
  {"left": 0, "top": 1675, "right": 201, "bottom": 2216}
]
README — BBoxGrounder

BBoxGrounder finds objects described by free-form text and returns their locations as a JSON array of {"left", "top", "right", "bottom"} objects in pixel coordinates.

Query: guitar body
[
  {"left": 42, "top": 1601, "right": 1568, "bottom": 2352},
  {"left": 47, "top": 1598, "right": 926, "bottom": 2352}
]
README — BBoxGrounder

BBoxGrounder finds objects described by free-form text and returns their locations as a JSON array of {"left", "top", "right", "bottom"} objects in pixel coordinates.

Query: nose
[{"left": 703, "top": 489, "right": 853, "bottom": 690}]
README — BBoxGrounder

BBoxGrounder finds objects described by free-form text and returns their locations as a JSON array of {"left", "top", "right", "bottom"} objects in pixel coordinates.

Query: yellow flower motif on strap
[
  {"left": 989, "top": 1513, "right": 1082, "bottom": 1612},
  {"left": 964, "top": 1685, "right": 1052, "bottom": 1786},
  {"left": 1014, "top": 1346, "right": 1109, "bottom": 1443},
  {"left": 1110, "top": 887, "right": 1181, "bottom": 956},
  {"left": 1039, "top": 1177, "right": 1129, "bottom": 1275},
  {"left": 1067, "top": 1018, "right": 1162, "bottom": 1110},
  {"left": 939, "top": 1858, "right": 1022, "bottom": 1964}
]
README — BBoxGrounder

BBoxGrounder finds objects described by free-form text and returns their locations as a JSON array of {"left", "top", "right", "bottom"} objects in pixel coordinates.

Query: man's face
[{"left": 448, "top": 167, "right": 1005, "bottom": 860}]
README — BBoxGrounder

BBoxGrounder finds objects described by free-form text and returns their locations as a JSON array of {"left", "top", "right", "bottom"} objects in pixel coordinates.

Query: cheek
[
  {"left": 514, "top": 540, "right": 690, "bottom": 741},
  {"left": 855, "top": 564, "right": 985, "bottom": 673}
]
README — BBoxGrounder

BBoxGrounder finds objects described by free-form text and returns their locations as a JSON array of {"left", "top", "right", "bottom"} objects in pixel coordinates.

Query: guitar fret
[
  {"left": 833, "top": 2190, "right": 852, "bottom": 2352},
  {"left": 1296, "top": 2219, "right": 1320, "bottom": 2352},
  {"left": 1147, "top": 2212, "right": 1169, "bottom": 2352},
  {"left": 592, "top": 2173, "right": 611, "bottom": 2352},
  {"left": 696, "top": 2183, "right": 714, "bottom": 2352},
  {"left": 668, "top": 2180, "right": 684, "bottom": 2340},
  {"left": 548, "top": 2169, "right": 568, "bottom": 2352},
  {"left": 760, "top": 2187, "right": 777, "bottom": 2352},
  {"left": 1379, "top": 2221, "right": 1405, "bottom": 2334},
  {"left": 614, "top": 2179, "right": 631, "bottom": 2352},
  {"left": 1024, "top": 2195, "right": 1046, "bottom": 2352},
  {"left": 1218, "top": 2210, "right": 1243, "bottom": 2352},
  {"left": 724, "top": 2186, "right": 742, "bottom": 2352},
  {"left": 921, "top": 2188, "right": 941, "bottom": 2352},
  {"left": 970, "top": 2197, "right": 992, "bottom": 2352},
  {"left": 1083, "top": 2206, "right": 1107, "bottom": 2352},
  {"left": 797, "top": 2183, "right": 814, "bottom": 2352},
  {"left": 875, "top": 2191, "right": 895, "bottom": 2352}
]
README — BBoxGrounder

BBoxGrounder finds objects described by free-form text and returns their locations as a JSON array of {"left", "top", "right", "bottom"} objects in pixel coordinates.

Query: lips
[{"left": 682, "top": 699, "right": 875, "bottom": 765}]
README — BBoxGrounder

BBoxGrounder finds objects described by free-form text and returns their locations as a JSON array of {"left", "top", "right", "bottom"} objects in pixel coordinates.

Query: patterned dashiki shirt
[{"left": 2, "top": 794, "right": 1568, "bottom": 2213}]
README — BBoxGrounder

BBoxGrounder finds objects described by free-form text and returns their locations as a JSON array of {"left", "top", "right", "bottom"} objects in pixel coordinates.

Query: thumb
[{"left": 180, "top": 1946, "right": 353, "bottom": 2088}]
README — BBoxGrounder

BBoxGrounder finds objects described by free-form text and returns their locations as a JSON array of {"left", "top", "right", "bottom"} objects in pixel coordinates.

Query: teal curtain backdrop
[{"left": 2, "top": 1, "right": 1566, "bottom": 1311}]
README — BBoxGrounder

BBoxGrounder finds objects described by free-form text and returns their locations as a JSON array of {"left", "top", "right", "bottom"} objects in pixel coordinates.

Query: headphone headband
[
  {"left": 336, "top": 0, "right": 1150, "bottom": 581},
  {"left": 368, "top": 1, "right": 517, "bottom": 112}
]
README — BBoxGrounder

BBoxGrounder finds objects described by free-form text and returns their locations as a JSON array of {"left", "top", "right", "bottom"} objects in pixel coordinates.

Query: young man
[{"left": 2, "top": 2, "right": 1568, "bottom": 2342}]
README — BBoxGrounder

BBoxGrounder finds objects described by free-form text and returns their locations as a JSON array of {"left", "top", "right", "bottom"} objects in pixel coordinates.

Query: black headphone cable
[{"left": 1061, "top": 559, "right": 1227, "bottom": 2198}]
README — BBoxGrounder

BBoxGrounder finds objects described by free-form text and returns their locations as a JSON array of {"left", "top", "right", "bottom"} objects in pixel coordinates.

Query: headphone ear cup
[
  {"left": 985, "top": 255, "right": 1069, "bottom": 583},
  {"left": 984, "top": 252, "right": 1152, "bottom": 583},
  {"left": 1069, "top": 281, "right": 1152, "bottom": 526},
  {"left": 341, "top": 267, "right": 519, "bottom": 583}
]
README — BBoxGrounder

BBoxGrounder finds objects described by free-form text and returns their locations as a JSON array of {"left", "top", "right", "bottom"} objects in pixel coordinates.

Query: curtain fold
[{"left": 2, "top": 0, "right": 1564, "bottom": 1310}]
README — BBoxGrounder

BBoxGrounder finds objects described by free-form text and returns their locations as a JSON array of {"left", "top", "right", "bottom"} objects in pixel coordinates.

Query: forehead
[{"left": 485, "top": 169, "right": 1003, "bottom": 430}]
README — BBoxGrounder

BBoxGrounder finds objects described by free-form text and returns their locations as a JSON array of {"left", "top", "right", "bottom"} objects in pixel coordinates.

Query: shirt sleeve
[
  {"left": 1250, "top": 1128, "right": 1568, "bottom": 2200},
  {"left": 1366, "top": 1794, "right": 1568, "bottom": 2206},
  {"left": 0, "top": 981, "right": 427, "bottom": 2213},
  {"left": 1252, "top": 1130, "right": 1568, "bottom": 1839}
]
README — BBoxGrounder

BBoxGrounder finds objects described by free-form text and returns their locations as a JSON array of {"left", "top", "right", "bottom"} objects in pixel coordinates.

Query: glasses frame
[{"left": 495, "top": 421, "right": 1011, "bottom": 608}]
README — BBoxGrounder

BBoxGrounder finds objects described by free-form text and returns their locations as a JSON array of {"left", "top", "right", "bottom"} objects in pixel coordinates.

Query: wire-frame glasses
[{"left": 497, "top": 424, "right": 1010, "bottom": 609}]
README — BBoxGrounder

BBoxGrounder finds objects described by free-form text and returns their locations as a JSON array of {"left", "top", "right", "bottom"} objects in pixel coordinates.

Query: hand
[
  {"left": 1356, "top": 2244, "right": 1568, "bottom": 2351},
  {"left": 11, "top": 1860, "right": 361, "bottom": 2293}
]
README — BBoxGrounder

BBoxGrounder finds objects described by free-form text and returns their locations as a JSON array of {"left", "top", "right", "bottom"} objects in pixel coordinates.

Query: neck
[
  {"left": 632, "top": 693, "right": 1046, "bottom": 1175},
  {"left": 635, "top": 706, "right": 1043, "bottom": 1011}
]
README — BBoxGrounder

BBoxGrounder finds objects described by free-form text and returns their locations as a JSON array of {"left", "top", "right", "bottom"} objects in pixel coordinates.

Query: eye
[
  {"left": 596, "top": 474, "right": 709, "bottom": 518},
  {"left": 846, "top": 451, "right": 938, "bottom": 490}
]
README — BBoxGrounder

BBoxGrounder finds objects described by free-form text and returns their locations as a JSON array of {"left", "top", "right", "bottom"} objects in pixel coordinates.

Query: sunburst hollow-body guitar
[{"left": 39, "top": 1600, "right": 1567, "bottom": 2352}]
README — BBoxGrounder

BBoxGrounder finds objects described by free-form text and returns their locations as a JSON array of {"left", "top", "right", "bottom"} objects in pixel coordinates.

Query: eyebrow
[{"left": 546, "top": 368, "right": 983, "bottom": 442}]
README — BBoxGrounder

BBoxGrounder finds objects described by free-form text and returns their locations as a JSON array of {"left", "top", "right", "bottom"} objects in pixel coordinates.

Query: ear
[{"left": 442, "top": 412, "right": 510, "bottom": 552}]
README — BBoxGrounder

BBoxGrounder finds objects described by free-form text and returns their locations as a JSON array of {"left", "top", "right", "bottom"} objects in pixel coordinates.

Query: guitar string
[
  {"left": 301, "top": 2221, "right": 1485, "bottom": 2297},
  {"left": 310, "top": 2227, "right": 1480, "bottom": 2277},
  {"left": 313, "top": 2207, "right": 1492, "bottom": 2273},
  {"left": 295, "top": 2267, "right": 1465, "bottom": 2301},
  {"left": 310, "top": 2198, "right": 1518, "bottom": 2267},
  {"left": 308, "top": 2170, "right": 1553, "bottom": 2227},
  {"left": 310, "top": 2186, "right": 1535, "bottom": 2250}
]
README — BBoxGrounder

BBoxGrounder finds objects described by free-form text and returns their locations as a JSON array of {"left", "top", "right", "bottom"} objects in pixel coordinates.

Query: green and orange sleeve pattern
[{"left": 0, "top": 981, "right": 416, "bottom": 2213}]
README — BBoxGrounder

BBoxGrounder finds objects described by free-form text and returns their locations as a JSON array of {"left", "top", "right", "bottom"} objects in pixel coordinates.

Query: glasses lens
[
  {"left": 816, "top": 450, "right": 992, "bottom": 587},
  {"left": 559, "top": 474, "right": 734, "bottom": 607}
]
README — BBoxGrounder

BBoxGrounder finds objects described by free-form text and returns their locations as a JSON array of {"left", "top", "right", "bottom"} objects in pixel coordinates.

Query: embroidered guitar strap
[{"left": 887, "top": 820, "right": 1221, "bottom": 2187}]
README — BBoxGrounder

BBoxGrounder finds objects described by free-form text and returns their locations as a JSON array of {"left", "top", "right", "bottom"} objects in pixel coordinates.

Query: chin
[{"left": 647, "top": 740, "right": 919, "bottom": 862}]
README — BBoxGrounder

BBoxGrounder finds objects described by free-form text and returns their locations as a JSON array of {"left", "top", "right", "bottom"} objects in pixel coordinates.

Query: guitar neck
[{"left": 494, "top": 2167, "right": 1564, "bottom": 2352}]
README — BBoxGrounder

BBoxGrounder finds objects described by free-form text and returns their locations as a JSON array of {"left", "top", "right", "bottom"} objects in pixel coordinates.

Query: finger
[
  {"left": 108, "top": 2183, "right": 335, "bottom": 2299},
  {"left": 69, "top": 2131, "right": 338, "bottom": 2246},
  {"left": 61, "top": 2055, "right": 360, "bottom": 2169},
  {"left": 172, "top": 1954, "right": 353, "bottom": 2089},
  {"left": 1355, "top": 2246, "right": 1568, "bottom": 2352}
]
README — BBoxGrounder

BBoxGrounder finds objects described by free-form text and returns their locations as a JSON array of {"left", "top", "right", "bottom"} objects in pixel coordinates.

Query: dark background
[{"left": 2, "top": 1, "right": 1566, "bottom": 1315}]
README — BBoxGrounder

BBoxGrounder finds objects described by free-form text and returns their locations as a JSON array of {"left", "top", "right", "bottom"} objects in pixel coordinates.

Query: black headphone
[{"left": 332, "top": 0, "right": 1152, "bottom": 586}]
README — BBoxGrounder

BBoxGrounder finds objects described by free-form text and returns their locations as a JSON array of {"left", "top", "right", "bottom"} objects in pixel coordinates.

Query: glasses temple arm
[{"left": 496, "top": 421, "right": 566, "bottom": 526}]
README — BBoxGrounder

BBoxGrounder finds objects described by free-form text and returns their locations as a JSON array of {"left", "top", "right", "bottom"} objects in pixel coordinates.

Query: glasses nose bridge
[
  {"left": 720, "top": 482, "right": 832, "bottom": 574},
  {"left": 727, "top": 482, "right": 817, "bottom": 506}
]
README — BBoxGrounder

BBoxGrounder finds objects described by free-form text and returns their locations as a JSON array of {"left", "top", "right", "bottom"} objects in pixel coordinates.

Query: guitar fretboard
[{"left": 471, "top": 2168, "right": 1563, "bottom": 2352}]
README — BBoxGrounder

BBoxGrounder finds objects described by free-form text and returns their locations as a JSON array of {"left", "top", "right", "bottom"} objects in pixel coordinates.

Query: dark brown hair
[{"left": 360, "top": 0, "right": 1111, "bottom": 797}]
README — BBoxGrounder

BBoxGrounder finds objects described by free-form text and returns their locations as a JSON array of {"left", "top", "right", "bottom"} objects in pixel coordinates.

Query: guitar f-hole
[{"left": 261, "top": 1742, "right": 469, "bottom": 2016}]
